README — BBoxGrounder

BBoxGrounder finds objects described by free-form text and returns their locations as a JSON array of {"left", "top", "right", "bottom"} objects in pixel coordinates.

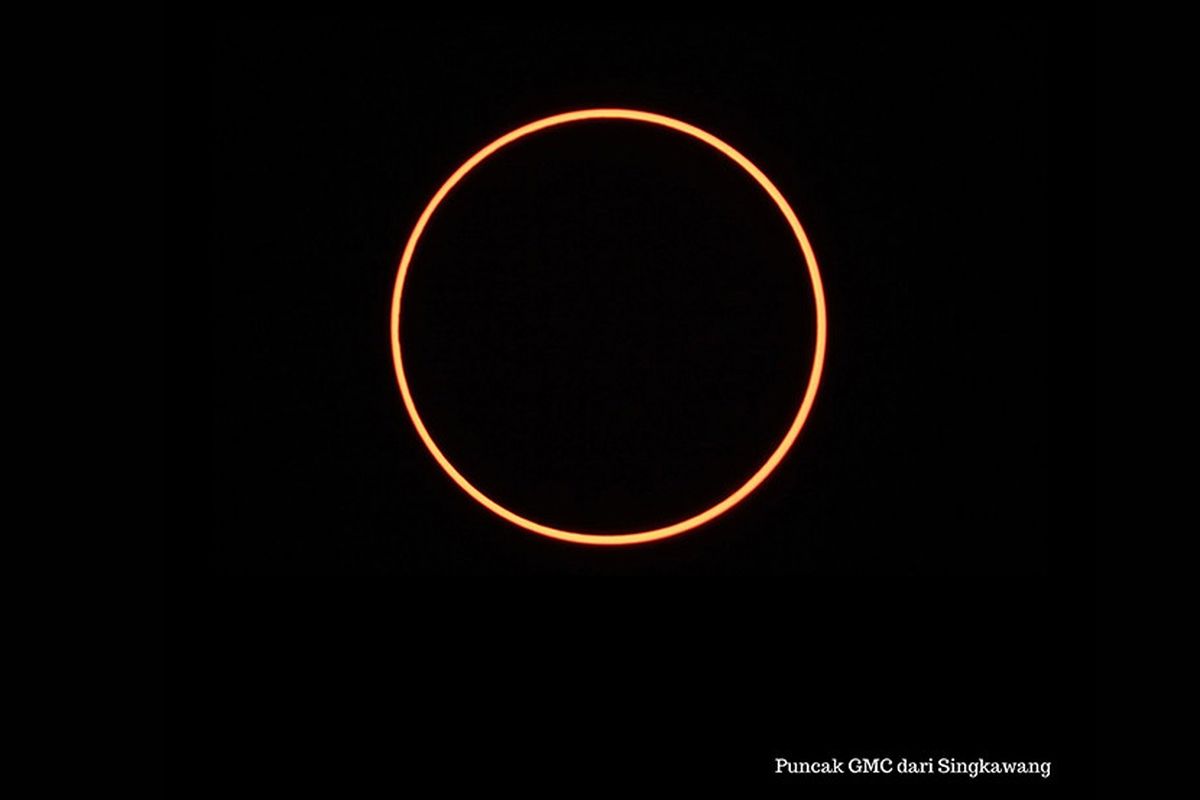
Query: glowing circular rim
[{"left": 390, "top": 109, "right": 827, "bottom": 546}]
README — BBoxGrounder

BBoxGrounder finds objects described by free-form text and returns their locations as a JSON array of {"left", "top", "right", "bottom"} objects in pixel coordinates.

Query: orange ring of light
[{"left": 390, "top": 109, "right": 827, "bottom": 546}]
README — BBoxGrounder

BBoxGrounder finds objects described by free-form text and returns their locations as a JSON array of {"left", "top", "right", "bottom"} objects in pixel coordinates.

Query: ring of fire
[{"left": 390, "top": 109, "right": 827, "bottom": 546}]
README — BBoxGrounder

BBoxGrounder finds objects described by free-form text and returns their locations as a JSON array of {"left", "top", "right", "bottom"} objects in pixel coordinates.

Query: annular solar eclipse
[{"left": 390, "top": 109, "right": 827, "bottom": 545}]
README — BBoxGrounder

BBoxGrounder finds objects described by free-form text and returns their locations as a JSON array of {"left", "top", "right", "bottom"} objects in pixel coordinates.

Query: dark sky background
[{"left": 199, "top": 18, "right": 1094, "bottom": 792}]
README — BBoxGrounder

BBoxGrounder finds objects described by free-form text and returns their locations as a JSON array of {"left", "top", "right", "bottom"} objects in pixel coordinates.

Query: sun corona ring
[{"left": 390, "top": 109, "right": 827, "bottom": 546}]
